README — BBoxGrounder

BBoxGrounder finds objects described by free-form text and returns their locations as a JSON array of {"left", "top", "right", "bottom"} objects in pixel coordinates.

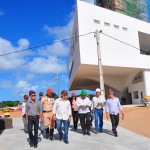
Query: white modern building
[{"left": 68, "top": 0, "right": 150, "bottom": 104}]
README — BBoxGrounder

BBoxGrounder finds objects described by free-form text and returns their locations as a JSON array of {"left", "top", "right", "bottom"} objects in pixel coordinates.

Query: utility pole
[
  {"left": 55, "top": 73, "right": 60, "bottom": 97},
  {"left": 95, "top": 30, "right": 105, "bottom": 97}
]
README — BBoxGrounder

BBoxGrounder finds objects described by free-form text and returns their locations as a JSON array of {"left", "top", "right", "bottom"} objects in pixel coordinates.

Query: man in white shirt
[
  {"left": 76, "top": 89, "right": 91, "bottom": 135},
  {"left": 18, "top": 94, "right": 29, "bottom": 133},
  {"left": 91, "top": 88, "right": 106, "bottom": 134},
  {"left": 53, "top": 90, "right": 71, "bottom": 144}
]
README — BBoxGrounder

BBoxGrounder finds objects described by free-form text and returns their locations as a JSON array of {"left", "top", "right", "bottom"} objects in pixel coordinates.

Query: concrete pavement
[{"left": 0, "top": 118, "right": 150, "bottom": 150}]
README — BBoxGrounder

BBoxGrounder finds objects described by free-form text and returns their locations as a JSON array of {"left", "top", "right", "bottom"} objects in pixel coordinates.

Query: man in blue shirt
[{"left": 106, "top": 89, "right": 124, "bottom": 137}]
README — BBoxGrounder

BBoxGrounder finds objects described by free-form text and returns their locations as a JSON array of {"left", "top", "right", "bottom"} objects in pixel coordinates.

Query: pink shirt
[{"left": 72, "top": 100, "right": 78, "bottom": 111}]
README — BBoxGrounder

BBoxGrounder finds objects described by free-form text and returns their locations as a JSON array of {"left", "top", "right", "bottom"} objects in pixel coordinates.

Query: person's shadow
[
  {"left": 69, "top": 124, "right": 87, "bottom": 134},
  {"left": 53, "top": 132, "right": 61, "bottom": 141},
  {"left": 0, "top": 130, "right": 3, "bottom": 135}
]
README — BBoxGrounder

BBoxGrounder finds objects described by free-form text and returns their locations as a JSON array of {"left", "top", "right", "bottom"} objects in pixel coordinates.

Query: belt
[
  {"left": 95, "top": 108, "right": 103, "bottom": 110},
  {"left": 43, "top": 110, "right": 52, "bottom": 113},
  {"left": 28, "top": 115, "right": 39, "bottom": 118}
]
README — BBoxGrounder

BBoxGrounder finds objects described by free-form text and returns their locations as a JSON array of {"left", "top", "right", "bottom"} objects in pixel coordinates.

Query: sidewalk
[{"left": 0, "top": 118, "right": 150, "bottom": 150}]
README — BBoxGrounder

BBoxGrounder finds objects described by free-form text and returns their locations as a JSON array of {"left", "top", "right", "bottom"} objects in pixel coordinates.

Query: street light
[
  {"left": 55, "top": 73, "right": 60, "bottom": 97},
  {"left": 95, "top": 30, "right": 105, "bottom": 97}
]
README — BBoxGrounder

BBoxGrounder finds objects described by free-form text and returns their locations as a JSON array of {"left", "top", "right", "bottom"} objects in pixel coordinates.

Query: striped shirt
[{"left": 106, "top": 97, "right": 122, "bottom": 115}]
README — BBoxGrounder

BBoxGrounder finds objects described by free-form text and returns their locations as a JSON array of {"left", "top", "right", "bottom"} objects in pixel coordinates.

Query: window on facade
[
  {"left": 122, "top": 27, "right": 127, "bottom": 31},
  {"left": 132, "top": 71, "right": 143, "bottom": 84},
  {"left": 133, "top": 91, "right": 139, "bottom": 99},
  {"left": 114, "top": 25, "right": 119, "bottom": 29},
  {"left": 94, "top": 19, "right": 100, "bottom": 24},
  {"left": 104, "top": 22, "right": 110, "bottom": 26}
]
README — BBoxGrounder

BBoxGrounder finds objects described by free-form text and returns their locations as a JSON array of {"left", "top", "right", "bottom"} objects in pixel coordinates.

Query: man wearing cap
[
  {"left": 53, "top": 90, "right": 72, "bottom": 144},
  {"left": 41, "top": 88, "right": 55, "bottom": 140},
  {"left": 76, "top": 89, "right": 91, "bottom": 135},
  {"left": 39, "top": 92, "right": 43, "bottom": 101},
  {"left": 18, "top": 94, "right": 29, "bottom": 133},
  {"left": 26, "top": 90, "right": 42, "bottom": 148},
  {"left": 106, "top": 89, "right": 124, "bottom": 137},
  {"left": 91, "top": 88, "right": 106, "bottom": 134},
  {"left": 38, "top": 92, "right": 44, "bottom": 133}
]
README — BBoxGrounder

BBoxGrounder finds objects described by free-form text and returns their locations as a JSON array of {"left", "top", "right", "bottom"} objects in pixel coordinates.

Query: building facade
[{"left": 68, "top": 0, "right": 150, "bottom": 104}]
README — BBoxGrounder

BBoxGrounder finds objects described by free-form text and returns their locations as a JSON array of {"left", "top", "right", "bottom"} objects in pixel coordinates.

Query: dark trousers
[
  {"left": 28, "top": 116, "right": 39, "bottom": 145},
  {"left": 72, "top": 110, "right": 78, "bottom": 130},
  {"left": 79, "top": 112, "right": 91, "bottom": 134},
  {"left": 110, "top": 114, "right": 119, "bottom": 135}
]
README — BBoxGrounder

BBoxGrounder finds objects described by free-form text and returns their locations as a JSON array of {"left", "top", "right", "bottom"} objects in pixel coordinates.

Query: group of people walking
[{"left": 18, "top": 87, "right": 124, "bottom": 148}]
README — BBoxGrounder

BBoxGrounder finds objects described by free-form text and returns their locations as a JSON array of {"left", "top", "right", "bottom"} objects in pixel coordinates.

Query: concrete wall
[{"left": 77, "top": 0, "right": 150, "bottom": 68}]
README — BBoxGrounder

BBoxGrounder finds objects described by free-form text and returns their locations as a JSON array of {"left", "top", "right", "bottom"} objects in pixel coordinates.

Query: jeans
[
  {"left": 22, "top": 115, "right": 28, "bottom": 132},
  {"left": 110, "top": 113, "right": 119, "bottom": 135},
  {"left": 72, "top": 110, "right": 78, "bottom": 130},
  {"left": 79, "top": 112, "right": 91, "bottom": 134},
  {"left": 39, "top": 114, "right": 44, "bottom": 131},
  {"left": 28, "top": 116, "right": 39, "bottom": 145},
  {"left": 94, "top": 109, "right": 103, "bottom": 132},
  {"left": 56, "top": 119, "right": 69, "bottom": 141}
]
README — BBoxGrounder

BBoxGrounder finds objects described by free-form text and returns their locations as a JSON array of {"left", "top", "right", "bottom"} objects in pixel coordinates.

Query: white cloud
[
  {"left": 38, "top": 41, "right": 69, "bottom": 57},
  {"left": 26, "top": 56, "right": 67, "bottom": 74},
  {"left": 0, "top": 10, "right": 4, "bottom": 16},
  {"left": 18, "top": 39, "right": 30, "bottom": 49},
  {"left": 0, "top": 37, "right": 30, "bottom": 71},
  {"left": 14, "top": 80, "right": 39, "bottom": 97},
  {"left": 43, "top": 14, "right": 74, "bottom": 39}
]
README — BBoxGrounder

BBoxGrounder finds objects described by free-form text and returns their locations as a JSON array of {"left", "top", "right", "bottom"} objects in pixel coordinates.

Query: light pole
[
  {"left": 55, "top": 73, "right": 60, "bottom": 97},
  {"left": 95, "top": 30, "right": 105, "bottom": 97}
]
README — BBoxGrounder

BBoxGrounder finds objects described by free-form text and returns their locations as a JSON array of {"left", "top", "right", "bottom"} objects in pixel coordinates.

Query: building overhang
[{"left": 69, "top": 64, "right": 143, "bottom": 91}]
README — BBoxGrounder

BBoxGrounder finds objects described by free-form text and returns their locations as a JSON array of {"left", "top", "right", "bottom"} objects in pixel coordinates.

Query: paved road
[{"left": 0, "top": 118, "right": 150, "bottom": 150}]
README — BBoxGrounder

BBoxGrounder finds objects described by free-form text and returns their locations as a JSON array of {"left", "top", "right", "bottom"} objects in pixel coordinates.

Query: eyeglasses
[
  {"left": 108, "top": 93, "right": 113, "bottom": 95},
  {"left": 31, "top": 95, "right": 36, "bottom": 97}
]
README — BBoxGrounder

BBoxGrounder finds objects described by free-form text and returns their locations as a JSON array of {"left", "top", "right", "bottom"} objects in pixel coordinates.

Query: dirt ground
[
  {"left": 0, "top": 105, "right": 150, "bottom": 138},
  {"left": 119, "top": 105, "right": 150, "bottom": 138}
]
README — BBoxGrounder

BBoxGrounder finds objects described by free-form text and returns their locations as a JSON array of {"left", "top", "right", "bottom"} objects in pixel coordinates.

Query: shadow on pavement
[{"left": 0, "top": 130, "right": 4, "bottom": 135}]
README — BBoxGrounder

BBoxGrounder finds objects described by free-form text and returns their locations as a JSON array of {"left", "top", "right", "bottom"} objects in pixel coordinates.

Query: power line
[
  {"left": 0, "top": 30, "right": 149, "bottom": 56},
  {"left": 0, "top": 31, "right": 94, "bottom": 57},
  {"left": 101, "top": 32, "right": 150, "bottom": 55}
]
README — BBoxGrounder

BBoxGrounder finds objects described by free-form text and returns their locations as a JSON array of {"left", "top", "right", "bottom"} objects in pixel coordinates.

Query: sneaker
[
  {"left": 34, "top": 144, "right": 38, "bottom": 148},
  {"left": 64, "top": 140, "right": 69, "bottom": 144},
  {"left": 87, "top": 132, "right": 91, "bottom": 136},
  {"left": 95, "top": 131, "right": 99, "bottom": 134},
  {"left": 99, "top": 130, "right": 103, "bottom": 133},
  {"left": 30, "top": 143, "right": 33, "bottom": 147}
]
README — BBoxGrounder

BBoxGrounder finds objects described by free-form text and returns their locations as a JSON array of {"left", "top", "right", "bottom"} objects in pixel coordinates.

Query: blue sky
[
  {"left": 0, "top": 0, "right": 96, "bottom": 101},
  {"left": 0, "top": 0, "right": 80, "bottom": 101}
]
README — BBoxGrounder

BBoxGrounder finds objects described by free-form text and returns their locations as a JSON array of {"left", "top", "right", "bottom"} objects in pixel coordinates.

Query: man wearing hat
[
  {"left": 26, "top": 90, "right": 42, "bottom": 148},
  {"left": 76, "top": 89, "right": 91, "bottom": 135},
  {"left": 39, "top": 92, "right": 43, "bottom": 101},
  {"left": 53, "top": 90, "right": 72, "bottom": 144},
  {"left": 41, "top": 88, "right": 55, "bottom": 140},
  {"left": 38, "top": 92, "right": 44, "bottom": 133},
  {"left": 106, "top": 89, "right": 124, "bottom": 137},
  {"left": 91, "top": 88, "right": 106, "bottom": 134},
  {"left": 18, "top": 94, "right": 29, "bottom": 133}
]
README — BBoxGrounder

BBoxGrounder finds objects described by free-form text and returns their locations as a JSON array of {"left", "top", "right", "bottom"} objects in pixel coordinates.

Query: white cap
[{"left": 95, "top": 88, "right": 101, "bottom": 92}]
